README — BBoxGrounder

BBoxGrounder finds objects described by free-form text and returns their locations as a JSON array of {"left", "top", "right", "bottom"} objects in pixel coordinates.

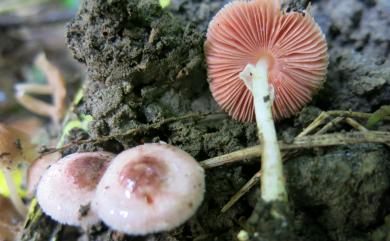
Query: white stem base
[
  {"left": 239, "top": 60, "right": 287, "bottom": 203},
  {"left": 3, "top": 168, "right": 28, "bottom": 216}
]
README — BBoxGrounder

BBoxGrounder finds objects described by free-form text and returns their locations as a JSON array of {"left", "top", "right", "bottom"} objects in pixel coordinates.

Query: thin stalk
[
  {"left": 239, "top": 59, "right": 287, "bottom": 203},
  {"left": 2, "top": 168, "right": 27, "bottom": 216}
]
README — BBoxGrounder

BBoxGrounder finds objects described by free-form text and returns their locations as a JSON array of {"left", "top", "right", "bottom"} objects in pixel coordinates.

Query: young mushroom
[
  {"left": 27, "top": 151, "right": 61, "bottom": 196},
  {"left": 205, "top": 0, "right": 328, "bottom": 202},
  {"left": 36, "top": 152, "right": 115, "bottom": 227},
  {"left": 0, "top": 123, "right": 38, "bottom": 216},
  {"left": 92, "top": 143, "right": 205, "bottom": 235}
]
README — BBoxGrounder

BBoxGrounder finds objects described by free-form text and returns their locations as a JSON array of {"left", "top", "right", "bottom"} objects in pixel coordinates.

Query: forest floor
[{"left": 1, "top": 0, "right": 390, "bottom": 241}]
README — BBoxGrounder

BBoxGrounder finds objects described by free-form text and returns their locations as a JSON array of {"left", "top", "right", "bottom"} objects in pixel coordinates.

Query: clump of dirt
[
  {"left": 317, "top": 49, "right": 390, "bottom": 112},
  {"left": 65, "top": 0, "right": 260, "bottom": 240},
  {"left": 246, "top": 200, "right": 299, "bottom": 241},
  {"left": 21, "top": 0, "right": 390, "bottom": 240},
  {"left": 372, "top": 214, "right": 390, "bottom": 241},
  {"left": 66, "top": 0, "right": 205, "bottom": 86},
  {"left": 313, "top": 0, "right": 390, "bottom": 112},
  {"left": 312, "top": 0, "right": 390, "bottom": 59},
  {"left": 286, "top": 144, "right": 390, "bottom": 241},
  {"left": 167, "top": 0, "right": 228, "bottom": 31}
]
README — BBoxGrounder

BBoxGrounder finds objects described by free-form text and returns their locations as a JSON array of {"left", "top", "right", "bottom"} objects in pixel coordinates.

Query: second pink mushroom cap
[{"left": 37, "top": 152, "right": 115, "bottom": 227}]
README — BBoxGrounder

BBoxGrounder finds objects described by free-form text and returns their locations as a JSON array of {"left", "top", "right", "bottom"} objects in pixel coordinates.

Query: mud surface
[
  {"left": 286, "top": 144, "right": 390, "bottom": 241},
  {"left": 22, "top": 0, "right": 390, "bottom": 240}
]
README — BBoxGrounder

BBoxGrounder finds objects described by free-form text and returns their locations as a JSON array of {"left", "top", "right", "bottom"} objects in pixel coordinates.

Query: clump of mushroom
[
  {"left": 93, "top": 143, "right": 205, "bottom": 235},
  {"left": 205, "top": 0, "right": 328, "bottom": 203},
  {"left": 37, "top": 152, "right": 115, "bottom": 227},
  {"left": 0, "top": 123, "right": 38, "bottom": 216},
  {"left": 36, "top": 143, "right": 205, "bottom": 234}
]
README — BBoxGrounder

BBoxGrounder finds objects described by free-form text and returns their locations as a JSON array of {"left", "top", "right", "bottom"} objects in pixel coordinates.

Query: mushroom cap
[
  {"left": 92, "top": 143, "right": 205, "bottom": 235},
  {"left": 27, "top": 151, "right": 61, "bottom": 196},
  {"left": 205, "top": 0, "right": 328, "bottom": 122},
  {"left": 36, "top": 152, "right": 115, "bottom": 227},
  {"left": 0, "top": 123, "right": 38, "bottom": 169}
]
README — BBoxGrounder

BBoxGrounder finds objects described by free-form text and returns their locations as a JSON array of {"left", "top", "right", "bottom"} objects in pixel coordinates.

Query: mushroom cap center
[
  {"left": 66, "top": 157, "right": 109, "bottom": 190},
  {"left": 253, "top": 50, "right": 276, "bottom": 72},
  {"left": 119, "top": 156, "right": 167, "bottom": 204}
]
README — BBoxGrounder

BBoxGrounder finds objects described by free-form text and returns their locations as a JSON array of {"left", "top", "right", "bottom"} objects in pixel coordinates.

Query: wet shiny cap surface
[{"left": 93, "top": 143, "right": 205, "bottom": 235}]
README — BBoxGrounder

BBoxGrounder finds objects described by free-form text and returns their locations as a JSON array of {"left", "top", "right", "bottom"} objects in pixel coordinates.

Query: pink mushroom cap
[
  {"left": 205, "top": 0, "right": 328, "bottom": 122},
  {"left": 92, "top": 143, "right": 205, "bottom": 235},
  {"left": 36, "top": 151, "right": 115, "bottom": 227},
  {"left": 27, "top": 151, "right": 61, "bottom": 196}
]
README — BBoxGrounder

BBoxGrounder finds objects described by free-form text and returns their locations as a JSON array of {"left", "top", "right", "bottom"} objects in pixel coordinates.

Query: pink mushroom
[
  {"left": 36, "top": 152, "right": 115, "bottom": 227},
  {"left": 205, "top": 0, "right": 328, "bottom": 122},
  {"left": 93, "top": 143, "right": 205, "bottom": 235},
  {"left": 27, "top": 152, "right": 61, "bottom": 196},
  {"left": 205, "top": 0, "right": 328, "bottom": 203}
]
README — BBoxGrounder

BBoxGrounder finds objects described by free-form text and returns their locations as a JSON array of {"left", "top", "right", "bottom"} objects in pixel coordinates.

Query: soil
[{"left": 19, "top": 0, "right": 390, "bottom": 240}]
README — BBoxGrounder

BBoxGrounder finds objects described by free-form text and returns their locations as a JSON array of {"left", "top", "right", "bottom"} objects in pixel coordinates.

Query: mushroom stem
[
  {"left": 2, "top": 168, "right": 27, "bottom": 216},
  {"left": 239, "top": 59, "right": 287, "bottom": 203}
]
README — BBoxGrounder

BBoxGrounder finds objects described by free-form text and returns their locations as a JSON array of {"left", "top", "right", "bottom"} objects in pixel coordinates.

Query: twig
[
  {"left": 15, "top": 53, "right": 67, "bottom": 129},
  {"left": 221, "top": 171, "right": 261, "bottom": 213},
  {"left": 218, "top": 112, "right": 389, "bottom": 212},
  {"left": 233, "top": 109, "right": 390, "bottom": 160},
  {"left": 200, "top": 146, "right": 260, "bottom": 169},
  {"left": 297, "top": 111, "right": 330, "bottom": 137},
  {"left": 43, "top": 112, "right": 212, "bottom": 155},
  {"left": 288, "top": 131, "right": 390, "bottom": 148},
  {"left": 200, "top": 131, "right": 390, "bottom": 169},
  {"left": 297, "top": 110, "right": 390, "bottom": 137},
  {"left": 326, "top": 110, "right": 390, "bottom": 121},
  {"left": 315, "top": 116, "right": 344, "bottom": 135},
  {"left": 345, "top": 117, "right": 368, "bottom": 132}
]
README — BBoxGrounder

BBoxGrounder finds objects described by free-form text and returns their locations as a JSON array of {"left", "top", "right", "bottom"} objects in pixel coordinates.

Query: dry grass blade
[
  {"left": 15, "top": 53, "right": 66, "bottom": 128},
  {"left": 216, "top": 110, "right": 389, "bottom": 212},
  {"left": 221, "top": 171, "right": 261, "bottom": 213},
  {"left": 201, "top": 131, "right": 390, "bottom": 169}
]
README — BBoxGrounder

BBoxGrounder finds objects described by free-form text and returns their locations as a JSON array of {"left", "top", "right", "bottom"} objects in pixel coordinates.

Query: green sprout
[
  {"left": 159, "top": 0, "right": 170, "bottom": 8},
  {"left": 0, "top": 169, "right": 26, "bottom": 198}
]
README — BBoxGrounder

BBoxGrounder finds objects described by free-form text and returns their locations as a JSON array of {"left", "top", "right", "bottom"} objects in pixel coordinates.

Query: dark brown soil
[{"left": 20, "top": 0, "right": 390, "bottom": 240}]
